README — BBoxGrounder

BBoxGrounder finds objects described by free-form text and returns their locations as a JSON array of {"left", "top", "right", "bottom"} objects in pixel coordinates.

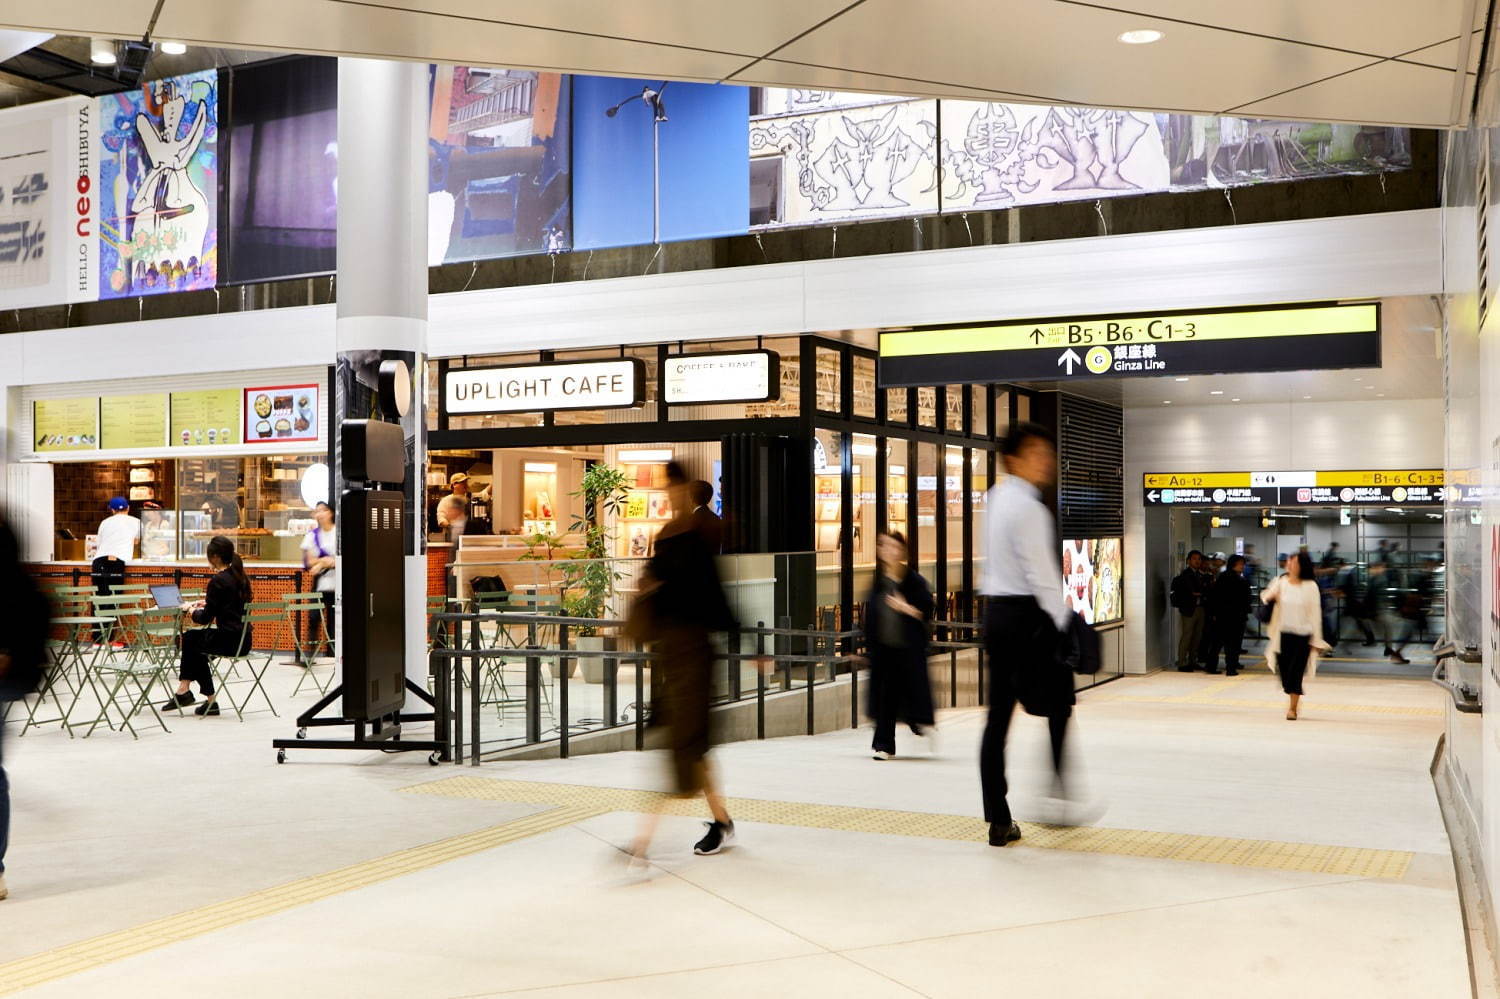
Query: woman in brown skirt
[{"left": 630, "top": 463, "right": 741, "bottom": 861}]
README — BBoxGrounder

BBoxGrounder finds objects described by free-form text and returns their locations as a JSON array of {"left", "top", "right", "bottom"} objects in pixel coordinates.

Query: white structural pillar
[{"left": 334, "top": 58, "right": 429, "bottom": 691}]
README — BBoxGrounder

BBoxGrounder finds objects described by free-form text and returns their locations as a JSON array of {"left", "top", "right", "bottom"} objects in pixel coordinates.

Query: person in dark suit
[
  {"left": 630, "top": 462, "right": 742, "bottom": 862},
  {"left": 863, "top": 531, "right": 936, "bottom": 760},
  {"left": 161, "top": 535, "right": 252, "bottom": 717},
  {"left": 1206, "top": 554, "right": 1252, "bottom": 675},
  {"left": 688, "top": 480, "right": 723, "bottom": 554}
]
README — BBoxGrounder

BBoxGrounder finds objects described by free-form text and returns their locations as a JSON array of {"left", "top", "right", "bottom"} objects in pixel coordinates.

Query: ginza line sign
[
  {"left": 878, "top": 302, "right": 1381, "bottom": 386},
  {"left": 445, "top": 359, "right": 644, "bottom": 414}
]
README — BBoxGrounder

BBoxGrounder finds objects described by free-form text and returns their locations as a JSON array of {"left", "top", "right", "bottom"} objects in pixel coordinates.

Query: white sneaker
[
  {"left": 923, "top": 728, "right": 941, "bottom": 755},
  {"left": 0, "top": 875, "right": 8, "bottom": 900},
  {"left": 872, "top": 750, "right": 892, "bottom": 761}
]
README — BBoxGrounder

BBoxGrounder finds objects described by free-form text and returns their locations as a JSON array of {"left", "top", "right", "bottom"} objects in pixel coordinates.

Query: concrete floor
[{"left": 0, "top": 665, "right": 1475, "bottom": 998}]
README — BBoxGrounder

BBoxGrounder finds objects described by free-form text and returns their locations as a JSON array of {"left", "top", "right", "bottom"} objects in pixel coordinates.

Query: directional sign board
[
  {"left": 1143, "top": 469, "right": 1442, "bottom": 507},
  {"left": 878, "top": 302, "right": 1380, "bottom": 386}
]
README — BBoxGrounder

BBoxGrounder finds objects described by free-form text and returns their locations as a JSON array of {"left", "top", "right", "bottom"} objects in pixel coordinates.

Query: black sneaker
[
  {"left": 195, "top": 701, "right": 221, "bottom": 716},
  {"left": 160, "top": 692, "right": 194, "bottom": 712},
  {"left": 989, "top": 821, "right": 1022, "bottom": 847},
  {"left": 1225, "top": 669, "right": 1239, "bottom": 676},
  {"left": 1203, "top": 667, "right": 1221, "bottom": 675},
  {"left": 693, "top": 820, "right": 735, "bottom": 855}
]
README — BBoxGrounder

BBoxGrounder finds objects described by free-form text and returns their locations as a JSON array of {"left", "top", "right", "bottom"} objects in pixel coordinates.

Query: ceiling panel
[
  {"left": 1228, "top": 59, "right": 1456, "bottom": 127},
  {"left": 151, "top": 1, "right": 748, "bottom": 81},
  {"left": 353, "top": 0, "right": 848, "bottom": 59},
  {"left": 1095, "top": 0, "right": 1465, "bottom": 59},
  {"left": 735, "top": 59, "right": 1047, "bottom": 103},
  {"left": 766, "top": 1, "right": 1377, "bottom": 118},
  {"left": 0, "top": 0, "right": 1480, "bottom": 127}
]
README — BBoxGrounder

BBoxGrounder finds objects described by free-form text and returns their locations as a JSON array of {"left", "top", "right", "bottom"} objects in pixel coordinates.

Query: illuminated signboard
[
  {"left": 879, "top": 302, "right": 1380, "bottom": 386},
  {"left": 444, "top": 359, "right": 646, "bottom": 414},
  {"left": 1142, "top": 469, "right": 1443, "bottom": 506},
  {"left": 663, "top": 350, "right": 779, "bottom": 404}
]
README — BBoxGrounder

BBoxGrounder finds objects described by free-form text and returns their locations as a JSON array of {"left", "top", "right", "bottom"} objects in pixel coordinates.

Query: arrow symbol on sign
[
  {"left": 1147, "top": 490, "right": 1159, "bottom": 502},
  {"left": 1030, "top": 328, "right": 1045, "bottom": 344},
  {"left": 1058, "top": 348, "right": 1082, "bottom": 375}
]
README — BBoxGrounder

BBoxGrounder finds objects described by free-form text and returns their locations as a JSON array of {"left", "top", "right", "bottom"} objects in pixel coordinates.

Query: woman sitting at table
[{"left": 160, "top": 535, "right": 252, "bottom": 717}]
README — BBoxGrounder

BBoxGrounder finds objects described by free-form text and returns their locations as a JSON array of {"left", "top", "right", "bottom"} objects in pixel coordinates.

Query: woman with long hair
[
  {"left": 1261, "top": 551, "right": 1330, "bottom": 721},
  {"left": 161, "top": 535, "right": 253, "bottom": 716}
]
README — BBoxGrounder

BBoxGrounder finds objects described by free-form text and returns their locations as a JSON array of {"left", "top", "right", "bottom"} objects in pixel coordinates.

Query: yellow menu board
[
  {"left": 100, "top": 393, "right": 168, "bottom": 450},
  {"left": 33, "top": 397, "right": 98, "bottom": 452},
  {"left": 170, "top": 389, "right": 242, "bottom": 447}
]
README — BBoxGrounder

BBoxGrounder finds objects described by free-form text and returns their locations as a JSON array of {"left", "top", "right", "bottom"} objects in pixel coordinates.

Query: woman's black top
[
  {"left": 862, "top": 568, "right": 934, "bottom": 653},
  {"left": 648, "top": 518, "right": 736, "bottom": 632},
  {"left": 193, "top": 568, "right": 248, "bottom": 636}
]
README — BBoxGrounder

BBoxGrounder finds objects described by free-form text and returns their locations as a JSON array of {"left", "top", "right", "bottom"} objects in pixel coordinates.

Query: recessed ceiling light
[
  {"left": 1210, "top": 390, "right": 1224, "bottom": 395},
  {"left": 1118, "top": 28, "right": 1165, "bottom": 44},
  {"left": 1163, "top": 400, "right": 1172, "bottom": 405},
  {"left": 1365, "top": 385, "right": 1375, "bottom": 389},
  {"left": 160, "top": 40, "right": 187, "bottom": 55},
  {"left": 1174, "top": 377, "right": 1189, "bottom": 382},
  {"left": 90, "top": 38, "right": 116, "bottom": 65},
  {"left": 1231, "top": 398, "right": 1241, "bottom": 402},
  {"left": 1302, "top": 395, "right": 1311, "bottom": 399}
]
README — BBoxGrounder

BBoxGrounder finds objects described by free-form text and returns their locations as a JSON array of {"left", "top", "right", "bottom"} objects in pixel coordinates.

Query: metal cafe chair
[
  {"left": 283, "top": 593, "right": 336, "bottom": 697},
  {"left": 75, "top": 609, "right": 177, "bottom": 739},
  {"left": 204, "top": 602, "right": 284, "bottom": 721}
]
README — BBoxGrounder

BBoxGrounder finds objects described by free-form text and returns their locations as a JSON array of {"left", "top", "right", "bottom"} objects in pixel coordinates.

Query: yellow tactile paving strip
[
  {"left": 402, "top": 776, "right": 1414, "bottom": 880},
  {"left": 0, "top": 804, "right": 600, "bottom": 996}
]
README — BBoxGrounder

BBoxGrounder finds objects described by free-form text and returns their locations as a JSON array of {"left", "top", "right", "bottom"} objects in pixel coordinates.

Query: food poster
[
  {"left": 33, "top": 397, "right": 98, "bottom": 452},
  {"left": 624, "top": 493, "right": 648, "bottom": 520},
  {"left": 1062, "top": 537, "right": 1123, "bottom": 625},
  {"left": 245, "top": 384, "right": 319, "bottom": 444},
  {"left": 98, "top": 70, "right": 218, "bottom": 298},
  {"left": 100, "top": 392, "right": 168, "bottom": 450},
  {"left": 171, "top": 388, "right": 241, "bottom": 447}
]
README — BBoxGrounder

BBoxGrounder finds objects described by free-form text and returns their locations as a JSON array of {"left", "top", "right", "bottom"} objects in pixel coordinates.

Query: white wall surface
[{"left": 1124, "top": 397, "right": 1444, "bottom": 670}]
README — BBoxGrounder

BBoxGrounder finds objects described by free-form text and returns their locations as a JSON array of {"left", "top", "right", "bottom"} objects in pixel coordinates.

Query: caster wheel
[
  {"left": 428, "top": 752, "right": 441, "bottom": 766},
  {"left": 296, "top": 728, "right": 307, "bottom": 740},
  {"left": 277, "top": 749, "right": 287, "bottom": 764}
]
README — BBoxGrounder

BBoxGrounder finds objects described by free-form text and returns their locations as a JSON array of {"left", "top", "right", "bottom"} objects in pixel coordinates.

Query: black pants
[
  {"left": 869, "top": 645, "right": 930, "bottom": 755},
  {"left": 90, "top": 556, "right": 126, "bottom": 639},
  {"left": 981, "top": 598, "right": 1070, "bottom": 828},
  {"left": 1206, "top": 617, "right": 1245, "bottom": 671},
  {"left": 1278, "top": 632, "right": 1311, "bottom": 695},
  {"left": 319, "top": 589, "right": 336, "bottom": 654},
  {"left": 179, "top": 628, "right": 251, "bottom": 696}
]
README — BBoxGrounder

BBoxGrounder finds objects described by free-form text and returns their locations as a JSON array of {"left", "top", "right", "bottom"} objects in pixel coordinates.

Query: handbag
[{"left": 1255, "top": 598, "right": 1275, "bottom": 624}]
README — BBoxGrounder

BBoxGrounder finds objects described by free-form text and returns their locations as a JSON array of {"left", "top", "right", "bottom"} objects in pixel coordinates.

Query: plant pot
[{"left": 578, "top": 635, "right": 617, "bottom": 684}]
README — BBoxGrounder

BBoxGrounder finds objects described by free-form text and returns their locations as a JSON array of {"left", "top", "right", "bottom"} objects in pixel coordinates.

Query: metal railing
[{"left": 428, "top": 611, "right": 860, "bottom": 764}]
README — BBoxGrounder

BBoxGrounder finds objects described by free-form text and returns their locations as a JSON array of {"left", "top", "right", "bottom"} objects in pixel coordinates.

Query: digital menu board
[
  {"left": 171, "top": 389, "right": 242, "bottom": 447},
  {"left": 244, "top": 384, "right": 319, "bottom": 445},
  {"left": 100, "top": 393, "right": 168, "bottom": 450},
  {"left": 33, "top": 397, "right": 98, "bottom": 452},
  {"left": 1062, "top": 537, "right": 1123, "bottom": 626}
]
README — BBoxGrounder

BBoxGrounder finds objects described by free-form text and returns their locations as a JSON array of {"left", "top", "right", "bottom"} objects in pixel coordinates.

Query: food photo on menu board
[
  {"left": 1061, "top": 537, "right": 1123, "bottom": 625},
  {"left": 245, "top": 385, "right": 319, "bottom": 444}
]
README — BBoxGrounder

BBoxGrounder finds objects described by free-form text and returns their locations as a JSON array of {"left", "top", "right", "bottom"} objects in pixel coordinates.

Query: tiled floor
[{"left": 0, "top": 667, "right": 1475, "bottom": 997}]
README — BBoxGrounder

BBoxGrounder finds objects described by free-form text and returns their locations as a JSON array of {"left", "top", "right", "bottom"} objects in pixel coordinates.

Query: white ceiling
[
  {"left": 0, "top": 0, "right": 1485, "bottom": 127},
  {"left": 1029, "top": 295, "right": 1443, "bottom": 408}
]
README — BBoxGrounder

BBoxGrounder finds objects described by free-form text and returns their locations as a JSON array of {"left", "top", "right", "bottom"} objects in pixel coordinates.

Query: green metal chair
[
  {"left": 204, "top": 603, "right": 284, "bottom": 721},
  {"left": 283, "top": 593, "right": 336, "bottom": 696}
]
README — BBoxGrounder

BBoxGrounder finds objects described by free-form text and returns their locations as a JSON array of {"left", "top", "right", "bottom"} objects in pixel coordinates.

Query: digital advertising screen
[{"left": 1062, "top": 537, "right": 1122, "bottom": 625}]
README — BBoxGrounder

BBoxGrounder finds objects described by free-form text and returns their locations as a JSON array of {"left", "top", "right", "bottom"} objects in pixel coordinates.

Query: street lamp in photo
[{"left": 605, "top": 82, "right": 669, "bottom": 244}]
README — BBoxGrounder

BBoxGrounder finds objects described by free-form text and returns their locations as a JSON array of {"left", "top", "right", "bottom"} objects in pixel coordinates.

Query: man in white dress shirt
[{"left": 979, "top": 422, "right": 1074, "bottom": 847}]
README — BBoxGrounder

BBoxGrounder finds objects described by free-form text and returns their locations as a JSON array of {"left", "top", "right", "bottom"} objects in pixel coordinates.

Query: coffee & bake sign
[{"left": 444, "top": 359, "right": 646, "bottom": 414}]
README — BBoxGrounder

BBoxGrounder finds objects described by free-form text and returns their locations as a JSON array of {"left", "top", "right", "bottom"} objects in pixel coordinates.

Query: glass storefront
[{"left": 51, "top": 454, "right": 325, "bottom": 563}]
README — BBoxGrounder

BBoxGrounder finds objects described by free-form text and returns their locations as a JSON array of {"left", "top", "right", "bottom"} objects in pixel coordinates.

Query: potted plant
[{"left": 563, "top": 463, "right": 631, "bottom": 683}]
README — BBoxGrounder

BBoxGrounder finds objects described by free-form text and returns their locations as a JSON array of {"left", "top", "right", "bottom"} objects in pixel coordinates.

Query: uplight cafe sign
[{"left": 444, "top": 359, "right": 646, "bottom": 414}]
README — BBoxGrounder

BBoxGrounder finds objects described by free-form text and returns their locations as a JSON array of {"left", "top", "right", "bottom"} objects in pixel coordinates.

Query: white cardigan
[{"left": 1262, "top": 575, "right": 1328, "bottom": 678}]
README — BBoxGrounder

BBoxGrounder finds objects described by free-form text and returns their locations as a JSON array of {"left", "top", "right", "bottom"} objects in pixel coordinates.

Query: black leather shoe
[
  {"left": 988, "top": 822, "right": 1022, "bottom": 847},
  {"left": 160, "top": 692, "right": 194, "bottom": 712},
  {"left": 195, "top": 701, "right": 221, "bottom": 716},
  {"left": 1203, "top": 668, "right": 1221, "bottom": 675}
]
